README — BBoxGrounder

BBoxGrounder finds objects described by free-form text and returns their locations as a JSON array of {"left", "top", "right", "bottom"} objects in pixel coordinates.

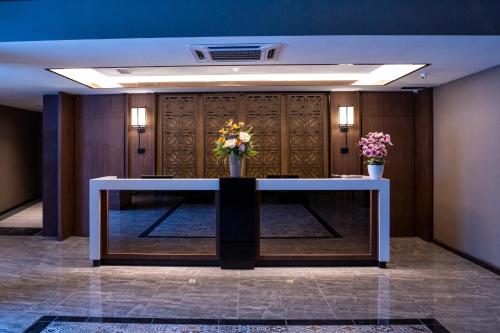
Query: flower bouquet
[
  {"left": 358, "top": 132, "right": 393, "bottom": 179},
  {"left": 213, "top": 118, "right": 257, "bottom": 177}
]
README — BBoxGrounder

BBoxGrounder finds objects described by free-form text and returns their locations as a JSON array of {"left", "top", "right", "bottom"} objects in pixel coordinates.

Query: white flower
[
  {"left": 239, "top": 131, "right": 251, "bottom": 143},
  {"left": 224, "top": 138, "right": 236, "bottom": 148}
]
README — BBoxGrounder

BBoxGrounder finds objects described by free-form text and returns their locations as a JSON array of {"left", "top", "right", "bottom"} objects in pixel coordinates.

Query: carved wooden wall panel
[
  {"left": 157, "top": 92, "right": 328, "bottom": 179},
  {"left": 160, "top": 95, "right": 199, "bottom": 178},
  {"left": 203, "top": 95, "right": 239, "bottom": 178},
  {"left": 286, "top": 94, "right": 328, "bottom": 178},
  {"left": 244, "top": 94, "right": 282, "bottom": 178}
]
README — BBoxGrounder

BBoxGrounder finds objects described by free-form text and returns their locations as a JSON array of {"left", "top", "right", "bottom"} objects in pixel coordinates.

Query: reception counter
[{"left": 89, "top": 177, "right": 390, "bottom": 268}]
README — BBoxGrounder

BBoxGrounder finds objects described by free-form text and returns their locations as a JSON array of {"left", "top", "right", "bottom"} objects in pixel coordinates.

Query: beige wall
[
  {"left": 434, "top": 65, "right": 500, "bottom": 269},
  {"left": 0, "top": 105, "right": 41, "bottom": 213}
]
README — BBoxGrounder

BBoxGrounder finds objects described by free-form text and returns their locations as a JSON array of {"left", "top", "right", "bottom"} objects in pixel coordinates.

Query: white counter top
[
  {"left": 89, "top": 176, "right": 219, "bottom": 191},
  {"left": 89, "top": 176, "right": 389, "bottom": 191},
  {"left": 256, "top": 177, "right": 389, "bottom": 191}
]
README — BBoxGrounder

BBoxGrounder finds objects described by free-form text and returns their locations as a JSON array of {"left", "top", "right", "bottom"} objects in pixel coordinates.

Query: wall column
[{"left": 42, "top": 92, "right": 75, "bottom": 240}]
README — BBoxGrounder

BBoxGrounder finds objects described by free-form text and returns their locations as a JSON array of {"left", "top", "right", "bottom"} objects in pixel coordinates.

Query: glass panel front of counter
[
  {"left": 106, "top": 190, "right": 217, "bottom": 256},
  {"left": 258, "top": 190, "right": 374, "bottom": 258}
]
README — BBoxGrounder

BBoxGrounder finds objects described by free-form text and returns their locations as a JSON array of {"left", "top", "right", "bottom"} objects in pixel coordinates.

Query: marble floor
[
  {"left": 0, "top": 236, "right": 498, "bottom": 333},
  {"left": 0, "top": 201, "right": 42, "bottom": 228}
]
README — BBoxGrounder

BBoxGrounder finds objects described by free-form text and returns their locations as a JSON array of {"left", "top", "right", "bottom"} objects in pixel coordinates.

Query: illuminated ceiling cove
[{"left": 49, "top": 64, "right": 426, "bottom": 89}]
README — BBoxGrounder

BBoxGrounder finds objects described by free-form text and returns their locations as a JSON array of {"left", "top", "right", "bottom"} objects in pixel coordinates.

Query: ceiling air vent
[
  {"left": 189, "top": 44, "right": 282, "bottom": 63},
  {"left": 195, "top": 50, "right": 205, "bottom": 60}
]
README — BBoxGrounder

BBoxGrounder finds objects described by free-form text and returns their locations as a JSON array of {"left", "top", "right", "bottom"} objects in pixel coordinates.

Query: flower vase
[
  {"left": 368, "top": 164, "right": 384, "bottom": 180},
  {"left": 229, "top": 154, "right": 242, "bottom": 177}
]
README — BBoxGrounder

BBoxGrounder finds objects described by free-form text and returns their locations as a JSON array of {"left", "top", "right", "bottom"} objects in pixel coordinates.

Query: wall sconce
[
  {"left": 338, "top": 106, "right": 354, "bottom": 154},
  {"left": 131, "top": 107, "right": 147, "bottom": 154}
]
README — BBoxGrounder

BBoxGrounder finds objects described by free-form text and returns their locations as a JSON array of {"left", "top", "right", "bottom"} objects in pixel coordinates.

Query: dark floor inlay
[
  {"left": 0, "top": 227, "right": 41, "bottom": 236},
  {"left": 140, "top": 202, "right": 341, "bottom": 239},
  {"left": 24, "top": 317, "right": 450, "bottom": 333}
]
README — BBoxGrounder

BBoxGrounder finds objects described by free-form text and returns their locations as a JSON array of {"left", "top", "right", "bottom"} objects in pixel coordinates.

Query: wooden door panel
[
  {"left": 286, "top": 94, "right": 328, "bottom": 178},
  {"left": 160, "top": 95, "right": 198, "bottom": 178},
  {"left": 203, "top": 94, "right": 239, "bottom": 178},
  {"left": 157, "top": 92, "right": 329, "bottom": 179},
  {"left": 245, "top": 94, "right": 282, "bottom": 178}
]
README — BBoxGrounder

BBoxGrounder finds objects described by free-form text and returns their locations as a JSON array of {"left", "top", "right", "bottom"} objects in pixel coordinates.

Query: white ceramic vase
[{"left": 368, "top": 164, "right": 384, "bottom": 180}]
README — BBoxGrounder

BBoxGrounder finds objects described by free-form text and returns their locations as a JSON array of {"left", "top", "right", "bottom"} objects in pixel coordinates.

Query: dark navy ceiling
[{"left": 1, "top": 0, "right": 499, "bottom": 42}]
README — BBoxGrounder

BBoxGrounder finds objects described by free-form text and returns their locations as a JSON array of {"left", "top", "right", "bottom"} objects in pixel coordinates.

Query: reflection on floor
[
  {"left": 0, "top": 201, "right": 42, "bottom": 236},
  {"left": 108, "top": 192, "right": 370, "bottom": 256},
  {"left": 0, "top": 237, "right": 498, "bottom": 332}
]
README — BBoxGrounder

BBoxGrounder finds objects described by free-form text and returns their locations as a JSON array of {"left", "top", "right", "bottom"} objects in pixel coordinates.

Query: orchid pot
[
  {"left": 367, "top": 163, "right": 384, "bottom": 180},
  {"left": 358, "top": 132, "right": 393, "bottom": 180}
]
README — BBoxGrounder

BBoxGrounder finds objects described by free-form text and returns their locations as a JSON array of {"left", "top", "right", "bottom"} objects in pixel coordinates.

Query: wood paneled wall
[
  {"left": 42, "top": 95, "right": 59, "bottom": 237},
  {"left": 157, "top": 94, "right": 202, "bottom": 177},
  {"left": 414, "top": 88, "right": 433, "bottom": 241},
  {"left": 157, "top": 93, "right": 329, "bottom": 179},
  {"left": 203, "top": 94, "right": 241, "bottom": 178},
  {"left": 42, "top": 93, "right": 74, "bottom": 239},
  {"left": 128, "top": 94, "right": 155, "bottom": 178},
  {"left": 361, "top": 92, "right": 415, "bottom": 237},
  {"left": 43, "top": 90, "right": 433, "bottom": 239},
  {"left": 286, "top": 94, "right": 329, "bottom": 178},
  {"left": 75, "top": 94, "right": 126, "bottom": 236},
  {"left": 245, "top": 94, "right": 282, "bottom": 177},
  {"left": 58, "top": 93, "right": 76, "bottom": 240},
  {"left": 330, "top": 92, "right": 361, "bottom": 175}
]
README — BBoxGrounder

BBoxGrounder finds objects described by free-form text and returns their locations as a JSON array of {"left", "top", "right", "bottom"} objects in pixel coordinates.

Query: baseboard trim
[
  {"left": 432, "top": 239, "right": 499, "bottom": 275},
  {"left": 0, "top": 196, "right": 41, "bottom": 221}
]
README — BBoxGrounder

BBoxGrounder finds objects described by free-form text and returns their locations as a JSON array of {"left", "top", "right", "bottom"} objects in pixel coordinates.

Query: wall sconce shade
[
  {"left": 131, "top": 107, "right": 147, "bottom": 128},
  {"left": 339, "top": 106, "right": 354, "bottom": 127},
  {"left": 131, "top": 107, "right": 147, "bottom": 154},
  {"left": 338, "top": 106, "right": 354, "bottom": 154}
]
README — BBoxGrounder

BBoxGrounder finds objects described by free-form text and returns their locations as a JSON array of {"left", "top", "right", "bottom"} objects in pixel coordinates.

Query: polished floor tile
[
  {"left": 0, "top": 202, "right": 42, "bottom": 228},
  {"left": 0, "top": 236, "right": 498, "bottom": 332}
]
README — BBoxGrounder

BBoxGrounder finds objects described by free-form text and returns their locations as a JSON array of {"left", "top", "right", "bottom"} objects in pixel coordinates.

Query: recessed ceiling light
[{"left": 49, "top": 64, "right": 427, "bottom": 89}]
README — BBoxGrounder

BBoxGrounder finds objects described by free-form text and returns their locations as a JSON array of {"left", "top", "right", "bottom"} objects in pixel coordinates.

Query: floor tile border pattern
[{"left": 24, "top": 316, "right": 450, "bottom": 333}]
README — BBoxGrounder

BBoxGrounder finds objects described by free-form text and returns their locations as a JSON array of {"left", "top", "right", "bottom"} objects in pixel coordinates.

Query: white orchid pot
[{"left": 368, "top": 164, "right": 384, "bottom": 180}]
